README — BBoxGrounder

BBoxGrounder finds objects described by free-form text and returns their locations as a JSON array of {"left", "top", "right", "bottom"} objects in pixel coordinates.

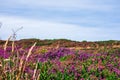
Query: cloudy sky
[{"left": 0, "top": 0, "right": 120, "bottom": 41}]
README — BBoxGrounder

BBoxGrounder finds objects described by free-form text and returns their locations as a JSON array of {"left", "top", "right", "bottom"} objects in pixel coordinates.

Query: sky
[{"left": 0, "top": 0, "right": 120, "bottom": 41}]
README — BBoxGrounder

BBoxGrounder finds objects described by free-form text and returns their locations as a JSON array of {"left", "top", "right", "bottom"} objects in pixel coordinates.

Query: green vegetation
[{"left": 0, "top": 38, "right": 120, "bottom": 79}]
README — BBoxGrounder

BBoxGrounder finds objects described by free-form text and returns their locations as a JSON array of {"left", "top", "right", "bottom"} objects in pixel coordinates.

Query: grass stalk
[
  {"left": 16, "top": 42, "right": 37, "bottom": 80},
  {"left": 33, "top": 60, "right": 39, "bottom": 80},
  {"left": 4, "top": 36, "right": 11, "bottom": 51}
]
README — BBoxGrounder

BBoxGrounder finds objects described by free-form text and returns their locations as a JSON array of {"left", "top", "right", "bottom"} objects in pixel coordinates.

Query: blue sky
[{"left": 0, "top": 0, "right": 120, "bottom": 41}]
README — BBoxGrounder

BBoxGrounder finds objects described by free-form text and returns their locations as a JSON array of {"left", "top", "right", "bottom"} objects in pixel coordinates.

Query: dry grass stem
[{"left": 4, "top": 36, "right": 11, "bottom": 51}]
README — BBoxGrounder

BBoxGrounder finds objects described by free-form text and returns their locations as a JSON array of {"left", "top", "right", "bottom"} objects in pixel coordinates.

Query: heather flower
[
  {"left": 78, "top": 53, "right": 92, "bottom": 61},
  {"left": 71, "top": 64, "right": 75, "bottom": 70},
  {"left": 0, "top": 48, "right": 10, "bottom": 59},
  {"left": 25, "top": 67, "right": 34, "bottom": 76},
  {"left": 96, "top": 53, "right": 101, "bottom": 56},
  {"left": 113, "top": 67, "right": 120, "bottom": 75},
  {"left": 98, "top": 65, "right": 105, "bottom": 71},
  {"left": 88, "top": 64, "right": 95, "bottom": 72},
  {"left": 74, "top": 72, "right": 81, "bottom": 79},
  {"left": 56, "top": 61, "right": 61, "bottom": 66},
  {"left": 51, "top": 68, "right": 57, "bottom": 73},
  {"left": 6, "top": 47, "right": 12, "bottom": 52},
  {"left": 80, "top": 78, "right": 84, "bottom": 80},
  {"left": 107, "top": 64, "right": 113, "bottom": 67},
  {"left": 39, "top": 58, "right": 46, "bottom": 62},
  {"left": 60, "top": 68, "right": 64, "bottom": 73},
  {"left": 92, "top": 58, "right": 95, "bottom": 62}
]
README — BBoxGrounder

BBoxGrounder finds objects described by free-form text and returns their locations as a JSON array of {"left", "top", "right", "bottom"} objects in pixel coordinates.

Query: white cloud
[
  {"left": 0, "top": 0, "right": 114, "bottom": 11},
  {"left": 1, "top": 14, "right": 119, "bottom": 41},
  {"left": 0, "top": 14, "right": 112, "bottom": 41}
]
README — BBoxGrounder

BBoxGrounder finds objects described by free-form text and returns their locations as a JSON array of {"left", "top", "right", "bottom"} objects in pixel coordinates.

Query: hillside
[{"left": 0, "top": 39, "right": 120, "bottom": 50}]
